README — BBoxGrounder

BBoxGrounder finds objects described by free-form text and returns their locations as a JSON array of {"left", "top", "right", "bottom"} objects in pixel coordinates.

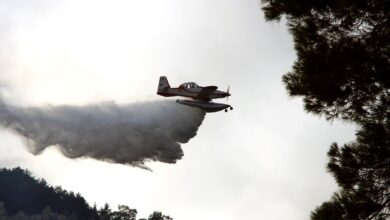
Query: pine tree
[
  {"left": 261, "top": 0, "right": 390, "bottom": 218},
  {"left": 262, "top": 0, "right": 389, "bottom": 123}
]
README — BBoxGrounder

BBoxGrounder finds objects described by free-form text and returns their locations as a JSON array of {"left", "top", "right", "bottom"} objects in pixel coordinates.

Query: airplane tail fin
[{"left": 157, "top": 76, "right": 170, "bottom": 93}]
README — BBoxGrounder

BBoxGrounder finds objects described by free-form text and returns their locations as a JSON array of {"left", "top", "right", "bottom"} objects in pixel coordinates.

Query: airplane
[{"left": 157, "top": 76, "right": 233, "bottom": 113}]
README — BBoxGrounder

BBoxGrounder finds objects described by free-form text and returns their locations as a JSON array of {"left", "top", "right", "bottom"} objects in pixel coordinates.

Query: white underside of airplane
[{"left": 176, "top": 99, "right": 233, "bottom": 113}]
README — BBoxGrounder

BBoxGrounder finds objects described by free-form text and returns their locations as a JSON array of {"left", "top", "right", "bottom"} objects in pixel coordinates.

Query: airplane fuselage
[{"left": 158, "top": 87, "right": 229, "bottom": 102}]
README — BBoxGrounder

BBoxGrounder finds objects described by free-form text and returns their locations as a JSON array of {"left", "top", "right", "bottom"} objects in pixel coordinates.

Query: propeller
[
  {"left": 226, "top": 86, "right": 233, "bottom": 111},
  {"left": 226, "top": 85, "right": 230, "bottom": 101}
]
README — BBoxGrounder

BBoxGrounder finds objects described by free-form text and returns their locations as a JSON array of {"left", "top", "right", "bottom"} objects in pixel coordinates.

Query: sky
[{"left": 0, "top": 0, "right": 357, "bottom": 219}]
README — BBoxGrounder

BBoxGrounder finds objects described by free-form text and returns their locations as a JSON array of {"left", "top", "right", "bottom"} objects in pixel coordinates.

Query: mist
[{"left": 0, "top": 98, "right": 205, "bottom": 169}]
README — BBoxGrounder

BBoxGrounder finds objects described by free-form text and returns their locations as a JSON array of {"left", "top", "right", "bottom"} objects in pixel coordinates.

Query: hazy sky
[{"left": 0, "top": 1, "right": 356, "bottom": 219}]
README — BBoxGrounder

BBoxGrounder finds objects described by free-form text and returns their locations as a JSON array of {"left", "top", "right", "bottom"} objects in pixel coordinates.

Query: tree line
[{"left": 0, "top": 167, "right": 172, "bottom": 220}]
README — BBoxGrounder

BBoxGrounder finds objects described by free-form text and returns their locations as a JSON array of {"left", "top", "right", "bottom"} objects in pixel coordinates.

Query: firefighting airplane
[{"left": 157, "top": 76, "right": 233, "bottom": 113}]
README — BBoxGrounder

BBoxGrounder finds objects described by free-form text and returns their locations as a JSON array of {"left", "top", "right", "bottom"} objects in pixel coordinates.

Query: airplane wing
[{"left": 197, "top": 86, "right": 217, "bottom": 101}]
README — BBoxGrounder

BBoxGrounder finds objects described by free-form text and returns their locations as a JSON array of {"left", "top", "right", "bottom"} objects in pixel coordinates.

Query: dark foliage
[
  {"left": 261, "top": 0, "right": 390, "bottom": 219},
  {"left": 312, "top": 123, "right": 390, "bottom": 219},
  {"left": 147, "top": 211, "right": 173, "bottom": 220},
  {"left": 262, "top": 0, "right": 390, "bottom": 124},
  {"left": 0, "top": 167, "right": 98, "bottom": 219},
  {"left": 0, "top": 167, "right": 172, "bottom": 220},
  {"left": 99, "top": 204, "right": 138, "bottom": 220},
  {"left": 112, "top": 205, "right": 137, "bottom": 220}
]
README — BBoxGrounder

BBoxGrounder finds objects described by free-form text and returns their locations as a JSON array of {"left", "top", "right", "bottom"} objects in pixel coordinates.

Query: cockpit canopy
[{"left": 179, "top": 82, "right": 200, "bottom": 89}]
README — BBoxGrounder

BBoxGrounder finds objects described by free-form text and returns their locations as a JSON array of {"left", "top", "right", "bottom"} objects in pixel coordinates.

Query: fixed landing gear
[{"left": 225, "top": 106, "right": 233, "bottom": 113}]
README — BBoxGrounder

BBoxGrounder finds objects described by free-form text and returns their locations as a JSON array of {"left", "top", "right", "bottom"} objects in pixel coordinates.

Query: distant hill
[
  {"left": 0, "top": 167, "right": 172, "bottom": 220},
  {"left": 0, "top": 167, "right": 99, "bottom": 219}
]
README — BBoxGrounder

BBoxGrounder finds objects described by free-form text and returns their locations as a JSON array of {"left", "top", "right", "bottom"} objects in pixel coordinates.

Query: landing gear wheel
[
  {"left": 225, "top": 109, "right": 228, "bottom": 112},
  {"left": 230, "top": 106, "right": 233, "bottom": 110}
]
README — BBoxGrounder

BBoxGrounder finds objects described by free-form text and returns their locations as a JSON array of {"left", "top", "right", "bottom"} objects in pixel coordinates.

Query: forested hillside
[{"left": 0, "top": 167, "right": 172, "bottom": 220}]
